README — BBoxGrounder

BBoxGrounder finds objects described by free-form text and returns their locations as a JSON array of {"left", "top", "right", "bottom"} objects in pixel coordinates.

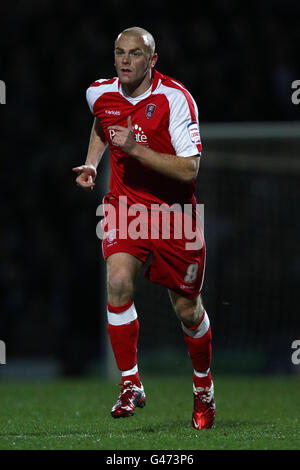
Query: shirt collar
[{"left": 117, "top": 69, "right": 163, "bottom": 96}]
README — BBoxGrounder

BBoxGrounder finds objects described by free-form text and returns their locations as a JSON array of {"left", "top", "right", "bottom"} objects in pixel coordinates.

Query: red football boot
[
  {"left": 192, "top": 381, "right": 216, "bottom": 429},
  {"left": 111, "top": 381, "right": 146, "bottom": 418}
]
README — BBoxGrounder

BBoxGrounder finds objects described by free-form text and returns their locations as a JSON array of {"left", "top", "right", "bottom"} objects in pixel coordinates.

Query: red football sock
[
  {"left": 182, "top": 310, "right": 212, "bottom": 388},
  {"left": 193, "top": 368, "right": 212, "bottom": 389},
  {"left": 107, "top": 300, "right": 141, "bottom": 387},
  {"left": 121, "top": 364, "right": 141, "bottom": 388}
]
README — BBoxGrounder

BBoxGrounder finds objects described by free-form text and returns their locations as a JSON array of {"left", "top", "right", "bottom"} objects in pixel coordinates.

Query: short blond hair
[{"left": 116, "top": 27, "right": 155, "bottom": 56}]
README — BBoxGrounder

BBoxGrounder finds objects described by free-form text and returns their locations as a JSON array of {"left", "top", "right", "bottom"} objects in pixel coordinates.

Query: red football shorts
[{"left": 100, "top": 193, "right": 206, "bottom": 299}]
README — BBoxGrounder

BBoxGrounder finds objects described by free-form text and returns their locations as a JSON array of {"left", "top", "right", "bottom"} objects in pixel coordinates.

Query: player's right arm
[{"left": 72, "top": 117, "right": 108, "bottom": 190}]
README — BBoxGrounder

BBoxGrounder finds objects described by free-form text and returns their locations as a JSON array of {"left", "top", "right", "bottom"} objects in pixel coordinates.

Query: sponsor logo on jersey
[
  {"left": 108, "top": 122, "right": 149, "bottom": 146},
  {"left": 187, "top": 121, "right": 201, "bottom": 145},
  {"left": 109, "top": 125, "right": 148, "bottom": 145},
  {"left": 145, "top": 103, "right": 156, "bottom": 119},
  {"left": 105, "top": 109, "right": 121, "bottom": 115},
  {"left": 133, "top": 123, "right": 148, "bottom": 144}
]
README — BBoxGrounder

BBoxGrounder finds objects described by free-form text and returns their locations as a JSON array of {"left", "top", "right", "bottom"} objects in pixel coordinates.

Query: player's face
[{"left": 114, "top": 34, "right": 155, "bottom": 88}]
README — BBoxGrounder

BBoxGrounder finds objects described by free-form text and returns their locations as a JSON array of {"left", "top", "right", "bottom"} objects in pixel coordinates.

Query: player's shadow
[
  {"left": 213, "top": 419, "right": 266, "bottom": 427},
  {"left": 128, "top": 419, "right": 192, "bottom": 434},
  {"left": 128, "top": 418, "right": 266, "bottom": 433}
]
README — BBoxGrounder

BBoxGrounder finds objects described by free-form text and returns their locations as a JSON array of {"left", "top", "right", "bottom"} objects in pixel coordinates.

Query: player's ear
[{"left": 150, "top": 53, "right": 158, "bottom": 68}]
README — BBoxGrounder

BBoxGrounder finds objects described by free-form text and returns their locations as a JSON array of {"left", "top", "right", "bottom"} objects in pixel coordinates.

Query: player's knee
[
  {"left": 175, "top": 297, "right": 204, "bottom": 327},
  {"left": 178, "top": 308, "right": 201, "bottom": 327},
  {"left": 107, "top": 270, "right": 134, "bottom": 304}
]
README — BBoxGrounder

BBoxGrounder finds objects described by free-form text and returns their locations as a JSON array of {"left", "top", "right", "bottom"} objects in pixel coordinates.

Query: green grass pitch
[{"left": 0, "top": 375, "right": 299, "bottom": 450}]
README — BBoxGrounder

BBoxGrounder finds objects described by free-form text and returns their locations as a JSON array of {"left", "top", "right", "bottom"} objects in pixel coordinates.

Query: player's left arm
[
  {"left": 108, "top": 116, "right": 200, "bottom": 183},
  {"left": 132, "top": 144, "right": 200, "bottom": 183}
]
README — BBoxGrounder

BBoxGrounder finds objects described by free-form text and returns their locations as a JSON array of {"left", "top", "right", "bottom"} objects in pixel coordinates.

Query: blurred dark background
[{"left": 0, "top": 0, "right": 299, "bottom": 378}]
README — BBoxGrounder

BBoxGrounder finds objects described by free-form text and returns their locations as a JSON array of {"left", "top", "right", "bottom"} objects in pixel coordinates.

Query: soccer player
[{"left": 73, "top": 27, "right": 215, "bottom": 429}]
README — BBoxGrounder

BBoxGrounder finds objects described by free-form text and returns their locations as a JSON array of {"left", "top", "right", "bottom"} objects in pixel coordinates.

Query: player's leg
[
  {"left": 168, "top": 291, "right": 212, "bottom": 380},
  {"left": 106, "top": 251, "right": 142, "bottom": 305},
  {"left": 168, "top": 290, "right": 215, "bottom": 429},
  {"left": 106, "top": 252, "right": 142, "bottom": 382},
  {"left": 106, "top": 252, "right": 146, "bottom": 417}
]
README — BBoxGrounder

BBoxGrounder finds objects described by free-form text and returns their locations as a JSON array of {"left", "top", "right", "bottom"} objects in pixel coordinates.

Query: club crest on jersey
[
  {"left": 106, "top": 228, "right": 118, "bottom": 244},
  {"left": 145, "top": 103, "right": 156, "bottom": 119},
  {"left": 187, "top": 122, "right": 201, "bottom": 145}
]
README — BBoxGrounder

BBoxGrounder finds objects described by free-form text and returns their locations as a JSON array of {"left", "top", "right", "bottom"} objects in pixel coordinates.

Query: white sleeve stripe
[
  {"left": 154, "top": 84, "right": 201, "bottom": 157},
  {"left": 170, "top": 80, "right": 198, "bottom": 121},
  {"left": 86, "top": 79, "right": 118, "bottom": 114}
]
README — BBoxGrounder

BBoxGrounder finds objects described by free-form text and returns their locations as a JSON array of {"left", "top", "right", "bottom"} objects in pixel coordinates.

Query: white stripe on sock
[
  {"left": 194, "top": 368, "right": 210, "bottom": 378},
  {"left": 122, "top": 364, "right": 138, "bottom": 376},
  {"left": 181, "top": 311, "right": 210, "bottom": 338},
  {"left": 107, "top": 303, "right": 138, "bottom": 326}
]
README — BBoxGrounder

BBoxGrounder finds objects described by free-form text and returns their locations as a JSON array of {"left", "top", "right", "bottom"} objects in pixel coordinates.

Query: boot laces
[{"left": 193, "top": 383, "right": 214, "bottom": 403}]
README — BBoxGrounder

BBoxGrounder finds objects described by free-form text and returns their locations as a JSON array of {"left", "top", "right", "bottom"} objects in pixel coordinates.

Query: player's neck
[{"left": 121, "top": 70, "right": 153, "bottom": 98}]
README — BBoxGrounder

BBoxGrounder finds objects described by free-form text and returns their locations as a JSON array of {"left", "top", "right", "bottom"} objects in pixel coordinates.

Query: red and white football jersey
[{"left": 86, "top": 69, "right": 202, "bottom": 207}]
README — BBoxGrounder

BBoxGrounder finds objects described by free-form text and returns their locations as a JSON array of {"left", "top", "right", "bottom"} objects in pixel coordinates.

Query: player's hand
[
  {"left": 72, "top": 164, "right": 97, "bottom": 190},
  {"left": 108, "top": 116, "right": 137, "bottom": 155}
]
